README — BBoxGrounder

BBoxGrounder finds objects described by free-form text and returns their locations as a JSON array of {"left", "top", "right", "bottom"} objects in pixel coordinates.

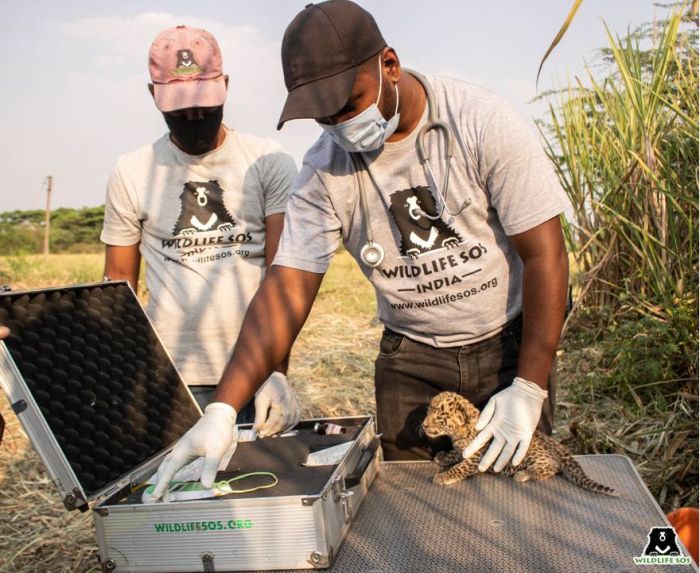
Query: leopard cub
[{"left": 422, "top": 392, "right": 617, "bottom": 496}]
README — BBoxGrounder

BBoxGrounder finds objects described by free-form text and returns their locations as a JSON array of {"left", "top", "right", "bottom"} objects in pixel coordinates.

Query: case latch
[
  {"left": 0, "top": 284, "right": 12, "bottom": 292},
  {"left": 332, "top": 475, "right": 354, "bottom": 524}
]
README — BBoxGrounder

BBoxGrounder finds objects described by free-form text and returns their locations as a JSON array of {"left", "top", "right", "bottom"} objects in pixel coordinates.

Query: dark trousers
[{"left": 374, "top": 315, "right": 557, "bottom": 461}]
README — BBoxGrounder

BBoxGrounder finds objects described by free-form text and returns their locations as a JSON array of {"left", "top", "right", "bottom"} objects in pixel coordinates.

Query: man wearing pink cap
[{"left": 100, "top": 25, "right": 302, "bottom": 454}]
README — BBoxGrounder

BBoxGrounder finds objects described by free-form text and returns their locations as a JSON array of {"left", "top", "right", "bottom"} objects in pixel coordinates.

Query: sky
[{"left": 1, "top": 0, "right": 662, "bottom": 212}]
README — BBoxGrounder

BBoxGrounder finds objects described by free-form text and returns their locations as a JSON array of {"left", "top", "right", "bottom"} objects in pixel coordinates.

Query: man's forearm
[
  {"left": 517, "top": 248, "right": 569, "bottom": 388},
  {"left": 264, "top": 213, "right": 291, "bottom": 377},
  {"left": 104, "top": 244, "right": 142, "bottom": 292},
  {"left": 213, "top": 266, "right": 323, "bottom": 410}
]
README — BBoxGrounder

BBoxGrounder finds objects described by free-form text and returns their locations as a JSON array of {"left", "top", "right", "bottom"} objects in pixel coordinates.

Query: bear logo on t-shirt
[
  {"left": 172, "top": 180, "right": 237, "bottom": 236},
  {"left": 388, "top": 186, "right": 462, "bottom": 259}
]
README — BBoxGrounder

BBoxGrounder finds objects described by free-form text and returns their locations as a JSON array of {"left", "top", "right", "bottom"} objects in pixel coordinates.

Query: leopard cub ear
[{"left": 456, "top": 395, "right": 480, "bottom": 426}]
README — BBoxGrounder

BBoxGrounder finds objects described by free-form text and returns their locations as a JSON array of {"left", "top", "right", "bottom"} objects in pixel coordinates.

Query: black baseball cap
[{"left": 277, "top": 0, "right": 387, "bottom": 130}]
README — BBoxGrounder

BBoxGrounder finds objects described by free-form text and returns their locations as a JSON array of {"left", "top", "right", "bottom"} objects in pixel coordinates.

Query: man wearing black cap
[{"left": 154, "top": 0, "right": 569, "bottom": 496}]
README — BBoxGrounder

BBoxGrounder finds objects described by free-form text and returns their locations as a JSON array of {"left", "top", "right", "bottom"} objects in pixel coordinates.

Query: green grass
[
  {"left": 557, "top": 311, "right": 698, "bottom": 510},
  {"left": 541, "top": 8, "right": 698, "bottom": 320}
]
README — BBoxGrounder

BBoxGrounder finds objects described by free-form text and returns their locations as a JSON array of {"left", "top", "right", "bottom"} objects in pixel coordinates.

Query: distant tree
[{"left": 0, "top": 206, "right": 105, "bottom": 255}]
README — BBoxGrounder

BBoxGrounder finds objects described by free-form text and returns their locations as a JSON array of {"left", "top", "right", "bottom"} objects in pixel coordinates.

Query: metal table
[{"left": 270, "top": 455, "right": 696, "bottom": 573}]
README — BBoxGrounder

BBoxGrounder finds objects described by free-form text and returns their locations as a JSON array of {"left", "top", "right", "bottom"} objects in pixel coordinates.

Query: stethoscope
[{"left": 353, "top": 70, "right": 470, "bottom": 268}]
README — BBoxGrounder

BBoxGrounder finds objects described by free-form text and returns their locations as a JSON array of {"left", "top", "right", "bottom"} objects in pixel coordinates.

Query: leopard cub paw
[
  {"left": 513, "top": 470, "right": 532, "bottom": 483},
  {"left": 433, "top": 471, "right": 457, "bottom": 485}
]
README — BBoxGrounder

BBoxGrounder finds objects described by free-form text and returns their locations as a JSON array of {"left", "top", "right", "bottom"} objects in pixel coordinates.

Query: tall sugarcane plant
[{"left": 541, "top": 7, "right": 698, "bottom": 326}]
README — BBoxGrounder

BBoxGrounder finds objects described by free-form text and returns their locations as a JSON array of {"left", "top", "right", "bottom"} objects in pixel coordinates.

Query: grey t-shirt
[
  {"left": 101, "top": 126, "right": 298, "bottom": 384},
  {"left": 274, "top": 75, "right": 568, "bottom": 347}
]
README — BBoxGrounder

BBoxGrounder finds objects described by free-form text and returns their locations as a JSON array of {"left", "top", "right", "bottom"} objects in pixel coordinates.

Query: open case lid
[{"left": 0, "top": 281, "right": 200, "bottom": 510}]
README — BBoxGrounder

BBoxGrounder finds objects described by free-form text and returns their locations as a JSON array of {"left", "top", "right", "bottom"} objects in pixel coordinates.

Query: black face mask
[{"left": 163, "top": 106, "right": 224, "bottom": 155}]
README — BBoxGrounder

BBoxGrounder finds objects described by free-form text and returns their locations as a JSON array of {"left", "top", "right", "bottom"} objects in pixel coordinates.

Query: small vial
[{"left": 314, "top": 422, "right": 346, "bottom": 435}]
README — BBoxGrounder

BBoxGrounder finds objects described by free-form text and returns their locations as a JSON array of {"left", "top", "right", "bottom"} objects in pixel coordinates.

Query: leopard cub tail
[{"left": 560, "top": 455, "right": 619, "bottom": 497}]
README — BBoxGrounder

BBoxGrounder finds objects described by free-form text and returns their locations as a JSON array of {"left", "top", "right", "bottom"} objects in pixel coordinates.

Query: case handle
[{"left": 345, "top": 437, "right": 380, "bottom": 489}]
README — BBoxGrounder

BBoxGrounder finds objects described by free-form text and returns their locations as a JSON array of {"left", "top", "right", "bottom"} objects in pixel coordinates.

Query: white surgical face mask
[{"left": 319, "top": 56, "right": 400, "bottom": 153}]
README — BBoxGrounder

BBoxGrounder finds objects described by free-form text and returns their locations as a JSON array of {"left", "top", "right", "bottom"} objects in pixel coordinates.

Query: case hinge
[
  {"left": 11, "top": 399, "right": 27, "bottom": 414},
  {"left": 63, "top": 487, "right": 88, "bottom": 512},
  {"left": 0, "top": 284, "right": 12, "bottom": 292}
]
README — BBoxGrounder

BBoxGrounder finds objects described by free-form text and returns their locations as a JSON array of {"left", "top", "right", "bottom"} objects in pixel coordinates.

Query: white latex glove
[
  {"left": 253, "top": 372, "right": 301, "bottom": 437},
  {"left": 152, "top": 402, "right": 238, "bottom": 500},
  {"left": 462, "top": 377, "right": 548, "bottom": 473}
]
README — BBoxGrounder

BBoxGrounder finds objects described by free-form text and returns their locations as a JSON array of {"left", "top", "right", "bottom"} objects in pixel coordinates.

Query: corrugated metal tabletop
[{"left": 266, "top": 455, "right": 696, "bottom": 573}]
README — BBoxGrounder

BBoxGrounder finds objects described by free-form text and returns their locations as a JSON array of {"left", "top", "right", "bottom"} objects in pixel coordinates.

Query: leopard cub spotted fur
[{"left": 422, "top": 392, "right": 618, "bottom": 496}]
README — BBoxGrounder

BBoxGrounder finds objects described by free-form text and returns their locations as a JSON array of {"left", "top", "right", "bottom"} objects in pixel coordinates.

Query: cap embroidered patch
[{"left": 172, "top": 49, "right": 204, "bottom": 76}]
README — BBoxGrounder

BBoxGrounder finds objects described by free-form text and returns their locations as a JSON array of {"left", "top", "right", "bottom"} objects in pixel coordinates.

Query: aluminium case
[
  {"left": 94, "top": 417, "right": 378, "bottom": 572},
  {"left": 0, "top": 281, "right": 380, "bottom": 572}
]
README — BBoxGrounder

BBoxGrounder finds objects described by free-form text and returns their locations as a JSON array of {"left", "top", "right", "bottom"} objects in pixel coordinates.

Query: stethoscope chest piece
[{"left": 360, "top": 242, "right": 385, "bottom": 268}]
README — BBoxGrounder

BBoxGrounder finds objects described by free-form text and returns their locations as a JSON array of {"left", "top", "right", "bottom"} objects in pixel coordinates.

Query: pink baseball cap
[{"left": 148, "top": 25, "right": 227, "bottom": 112}]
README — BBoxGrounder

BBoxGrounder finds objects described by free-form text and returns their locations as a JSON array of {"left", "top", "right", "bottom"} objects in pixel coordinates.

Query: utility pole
[{"left": 43, "top": 175, "right": 52, "bottom": 261}]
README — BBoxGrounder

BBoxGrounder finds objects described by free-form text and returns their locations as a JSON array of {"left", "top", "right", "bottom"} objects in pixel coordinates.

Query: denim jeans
[
  {"left": 188, "top": 385, "right": 256, "bottom": 424},
  {"left": 374, "top": 314, "right": 557, "bottom": 461}
]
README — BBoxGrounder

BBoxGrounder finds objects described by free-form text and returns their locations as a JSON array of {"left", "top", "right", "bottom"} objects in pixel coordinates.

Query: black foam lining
[
  {"left": 109, "top": 418, "right": 369, "bottom": 505},
  {"left": 218, "top": 419, "right": 366, "bottom": 499},
  {"left": 0, "top": 282, "right": 200, "bottom": 498}
]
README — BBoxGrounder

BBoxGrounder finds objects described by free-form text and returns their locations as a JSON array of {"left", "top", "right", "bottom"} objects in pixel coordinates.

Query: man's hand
[
  {"left": 462, "top": 377, "right": 548, "bottom": 472},
  {"left": 253, "top": 372, "right": 301, "bottom": 437},
  {"left": 0, "top": 326, "right": 9, "bottom": 339},
  {"left": 152, "top": 402, "right": 237, "bottom": 500}
]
